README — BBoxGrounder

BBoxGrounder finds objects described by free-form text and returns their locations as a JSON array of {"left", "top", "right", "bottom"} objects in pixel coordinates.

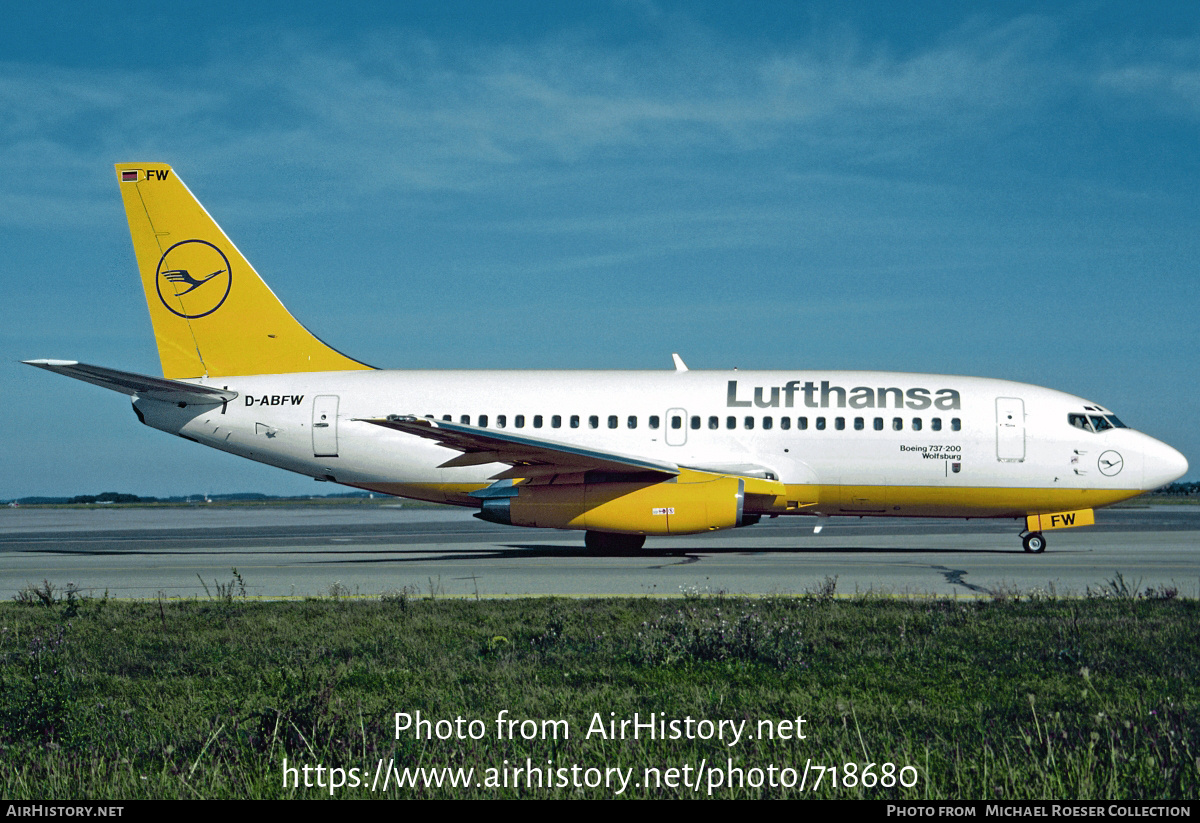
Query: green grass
[{"left": 0, "top": 588, "right": 1196, "bottom": 799}]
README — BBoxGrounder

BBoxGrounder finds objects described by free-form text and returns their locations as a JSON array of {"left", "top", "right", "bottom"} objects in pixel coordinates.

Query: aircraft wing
[
  {"left": 357, "top": 415, "right": 681, "bottom": 480},
  {"left": 23, "top": 360, "right": 238, "bottom": 406}
]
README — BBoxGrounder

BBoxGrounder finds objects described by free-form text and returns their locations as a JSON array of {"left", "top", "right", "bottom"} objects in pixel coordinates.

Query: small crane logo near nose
[{"left": 1098, "top": 450, "right": 1124, "bottom": 476}]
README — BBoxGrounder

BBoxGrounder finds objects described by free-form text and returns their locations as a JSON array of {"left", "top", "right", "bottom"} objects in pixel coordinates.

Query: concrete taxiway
[{"left": 0, "top": 504, "right": 1196, "bottom": 599}]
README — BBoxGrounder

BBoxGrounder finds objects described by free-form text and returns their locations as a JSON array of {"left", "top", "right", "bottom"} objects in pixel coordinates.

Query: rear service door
[{"left": 313, "top": 395, "right": 340, "bottom": 457}]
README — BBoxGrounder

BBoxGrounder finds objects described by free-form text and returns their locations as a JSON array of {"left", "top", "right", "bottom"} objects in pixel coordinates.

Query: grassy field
[{"left": 0, "top": 584, "right": 1196, "bottom": 799}]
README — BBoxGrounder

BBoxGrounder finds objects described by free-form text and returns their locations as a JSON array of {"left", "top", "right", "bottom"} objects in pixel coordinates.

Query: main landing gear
[
  {"left": 584, "top": 531, "right": 647, "bottom": 554},
  {"left": 1022, "top": 531, "right": 1047, "bottom": 553}
]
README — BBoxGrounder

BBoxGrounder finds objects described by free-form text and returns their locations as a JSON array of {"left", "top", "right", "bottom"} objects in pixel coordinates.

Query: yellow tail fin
[{"left": 116, "top": 163, "right": 373, "bottom": 379}]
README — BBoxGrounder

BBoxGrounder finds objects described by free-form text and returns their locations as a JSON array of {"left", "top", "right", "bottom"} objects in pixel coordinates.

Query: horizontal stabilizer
[
  {"left": 357, "top": 415, "right": 681, "bottom": 479},
  {"left": 23, "top": 360, "right": 238, "bottom": 406}
]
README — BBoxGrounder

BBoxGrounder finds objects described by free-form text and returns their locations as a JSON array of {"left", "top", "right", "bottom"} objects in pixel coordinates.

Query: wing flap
[
  {"left": 24, "top": 360, "right": 238, "bottom": 406},
  {"left": 356, "top": 415, "right": 681, "bottom": 479}
]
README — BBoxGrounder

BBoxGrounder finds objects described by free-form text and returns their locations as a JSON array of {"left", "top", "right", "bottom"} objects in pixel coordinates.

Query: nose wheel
[{"left": 1022, "top": 531, "right": 1046, "bottom": 553}]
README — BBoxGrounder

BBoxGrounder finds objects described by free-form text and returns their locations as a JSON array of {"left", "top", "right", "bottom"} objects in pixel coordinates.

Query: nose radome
[{"left": 1142, "top": 436, "right": 1189, "bottom": 490}]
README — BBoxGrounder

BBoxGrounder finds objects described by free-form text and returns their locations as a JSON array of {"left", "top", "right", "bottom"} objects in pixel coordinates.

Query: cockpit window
[{"left": 1069, "top": 413, "right": 1128, "bottom": 432}]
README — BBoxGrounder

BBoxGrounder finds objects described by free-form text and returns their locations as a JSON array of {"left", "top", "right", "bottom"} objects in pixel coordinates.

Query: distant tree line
[
  {"left": 67, "top": 492, "right": 151, "bottom": 504},
  {"left": 4, "top": 491, "right": 376, "bottom": 505},
  {"left": 1157, "top": 482, "right": 1199, "bottom": 496}
]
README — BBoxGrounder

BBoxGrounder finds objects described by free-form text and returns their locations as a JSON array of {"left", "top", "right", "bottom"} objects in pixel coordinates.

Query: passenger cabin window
[
  {"left": 816, "top": 417, "right": 826, "bottom": 430},
  {"left": 533, "top": 415, "right": 543, "bottom": 428},
  {"left": 515, "top": 415, "right": 525, "bottom": 428},
  {"left": 931, "top": 418, "right": 942, "bottom": 431},
  {"left": 835, "top": 417, "right": 845, "bottom": 430},
  {"left": 780, "top": 417, "right": 791, "bottom": 430},
  {"left": 479, "top": 415, "right": 488, "bottom": 427},
  {"left": 460, "top": 415, "right": 470, "bottom": 425},
  {"left": 798, "top": 417, "right": 808, "bottom": 430},
  {"left": 690, "top": 416, "right": 701, "bottom": 430},
  {"left": 589, "top": 415, "right": 599, "bottom": 429},
  {"left": 763, "top": 416, "right": 773, "bottom": 430},
  {"left": 893, "top": 417, "right": 903, "bottom": 431},
  {"left": 570, "top": 415, "right": 580, "bottom": 428},
  {"left": 708, "top": 416, "right": 719, "bottom": 430},
  {"left": 496, "top": 415, "right": 506, "bottom": 428},
  {"left": 670, "top": 415, "right": 682, "bottom": 430},
  {"left": 551, "top": 415, "right": 561, "bottom": 428},
  {"left": 744, "top": 416, "right": 754, "bottom": 430},
  {"left": 726, "top": 416, "right": 736, "bottom": 429},
  {"left": 649, "top": 416, "right": 660, "bottom": 429},
  {"left": 608, "top": 415, "right": 618, "bottom": 429},
  {"left": 855, "top": 417, "right": 865, "bottom": 431},
  {"left": 951, "top": 418, "right": 961, "bottom": 431},
  {"left": 912, "top": 418, "right": 922, "bottom": 431},
  {"left": 628, "top": 416, "right": 637, "bottom": 429}
]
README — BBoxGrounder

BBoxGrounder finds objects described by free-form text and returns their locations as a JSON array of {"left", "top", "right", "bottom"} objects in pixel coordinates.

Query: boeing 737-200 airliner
[{"left": 26, "top": 164, "right": 1188, "bottom": 552}]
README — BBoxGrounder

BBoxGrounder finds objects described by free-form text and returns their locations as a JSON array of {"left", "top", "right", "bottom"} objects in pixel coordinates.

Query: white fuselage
[{"left": 133, "top": 368, "right": 1187, "bottom": 520}]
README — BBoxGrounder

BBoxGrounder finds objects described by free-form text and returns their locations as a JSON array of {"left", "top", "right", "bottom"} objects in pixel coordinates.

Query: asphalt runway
[{"left": 1, "top": 504, "right": 1197, "bottom": 600}]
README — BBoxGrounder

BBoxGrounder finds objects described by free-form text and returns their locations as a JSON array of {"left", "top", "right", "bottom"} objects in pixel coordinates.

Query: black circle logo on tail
[{"left": 155, "top": 239, "right": 232, "bottom": 318}]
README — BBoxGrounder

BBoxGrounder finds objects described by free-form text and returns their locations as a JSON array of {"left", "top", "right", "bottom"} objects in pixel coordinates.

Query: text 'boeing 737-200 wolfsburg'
[{"left": 26, "top": 164, "right": 1188, "bottom": 553}]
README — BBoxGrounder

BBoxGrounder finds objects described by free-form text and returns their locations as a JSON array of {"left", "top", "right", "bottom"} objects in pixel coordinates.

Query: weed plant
[{"left": 0, "top": 583, "right": 1196, "bottom": 799}]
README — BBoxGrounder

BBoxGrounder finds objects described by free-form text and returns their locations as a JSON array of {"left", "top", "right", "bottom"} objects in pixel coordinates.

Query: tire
[
  {"left": 1022, "top": 532, "right": 1046, "bottom": 553},
  {"left": 584, "top": 531, "right": 646, "bottom": 554}
]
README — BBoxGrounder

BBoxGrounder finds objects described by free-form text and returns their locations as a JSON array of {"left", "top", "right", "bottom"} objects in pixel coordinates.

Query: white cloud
[
  {"left": 0, "top": 14, "right": 1196, "bottom": 224},
  {"left": 1096, "top": 63, "right": 1200, "bottom": 115}
]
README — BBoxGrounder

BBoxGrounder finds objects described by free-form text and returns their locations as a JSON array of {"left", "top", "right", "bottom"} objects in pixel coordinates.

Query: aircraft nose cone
[{"left": 1143, "top": 438, "right": 1189, "bottom": 489}]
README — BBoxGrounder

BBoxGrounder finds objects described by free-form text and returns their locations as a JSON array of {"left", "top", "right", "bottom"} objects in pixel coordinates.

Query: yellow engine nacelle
[{"left": 476, "top": 470, "right": 758, "bottom": 535}]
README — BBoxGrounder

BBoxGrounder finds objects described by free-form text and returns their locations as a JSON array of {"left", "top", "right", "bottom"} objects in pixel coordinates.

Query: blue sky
[{"left": 2, "top": 1, "right": 1197, "bottom": 498}]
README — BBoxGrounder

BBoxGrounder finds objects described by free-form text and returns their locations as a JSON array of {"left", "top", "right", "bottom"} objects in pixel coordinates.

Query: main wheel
[
  {"left": 584, "top": 531, "right": 646, "bottom": 554},
  {"left": 1022, "top": 532, "right": 1046, "bottom": 553}
]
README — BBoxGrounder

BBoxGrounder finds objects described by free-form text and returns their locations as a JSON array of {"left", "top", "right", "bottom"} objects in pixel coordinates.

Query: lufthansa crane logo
[
  {"left": 1098, "top": 450, "right": 1124, "bottom": 477},
  {"left": 155, "top": 239, "right": 232, "bottom": 318}
]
